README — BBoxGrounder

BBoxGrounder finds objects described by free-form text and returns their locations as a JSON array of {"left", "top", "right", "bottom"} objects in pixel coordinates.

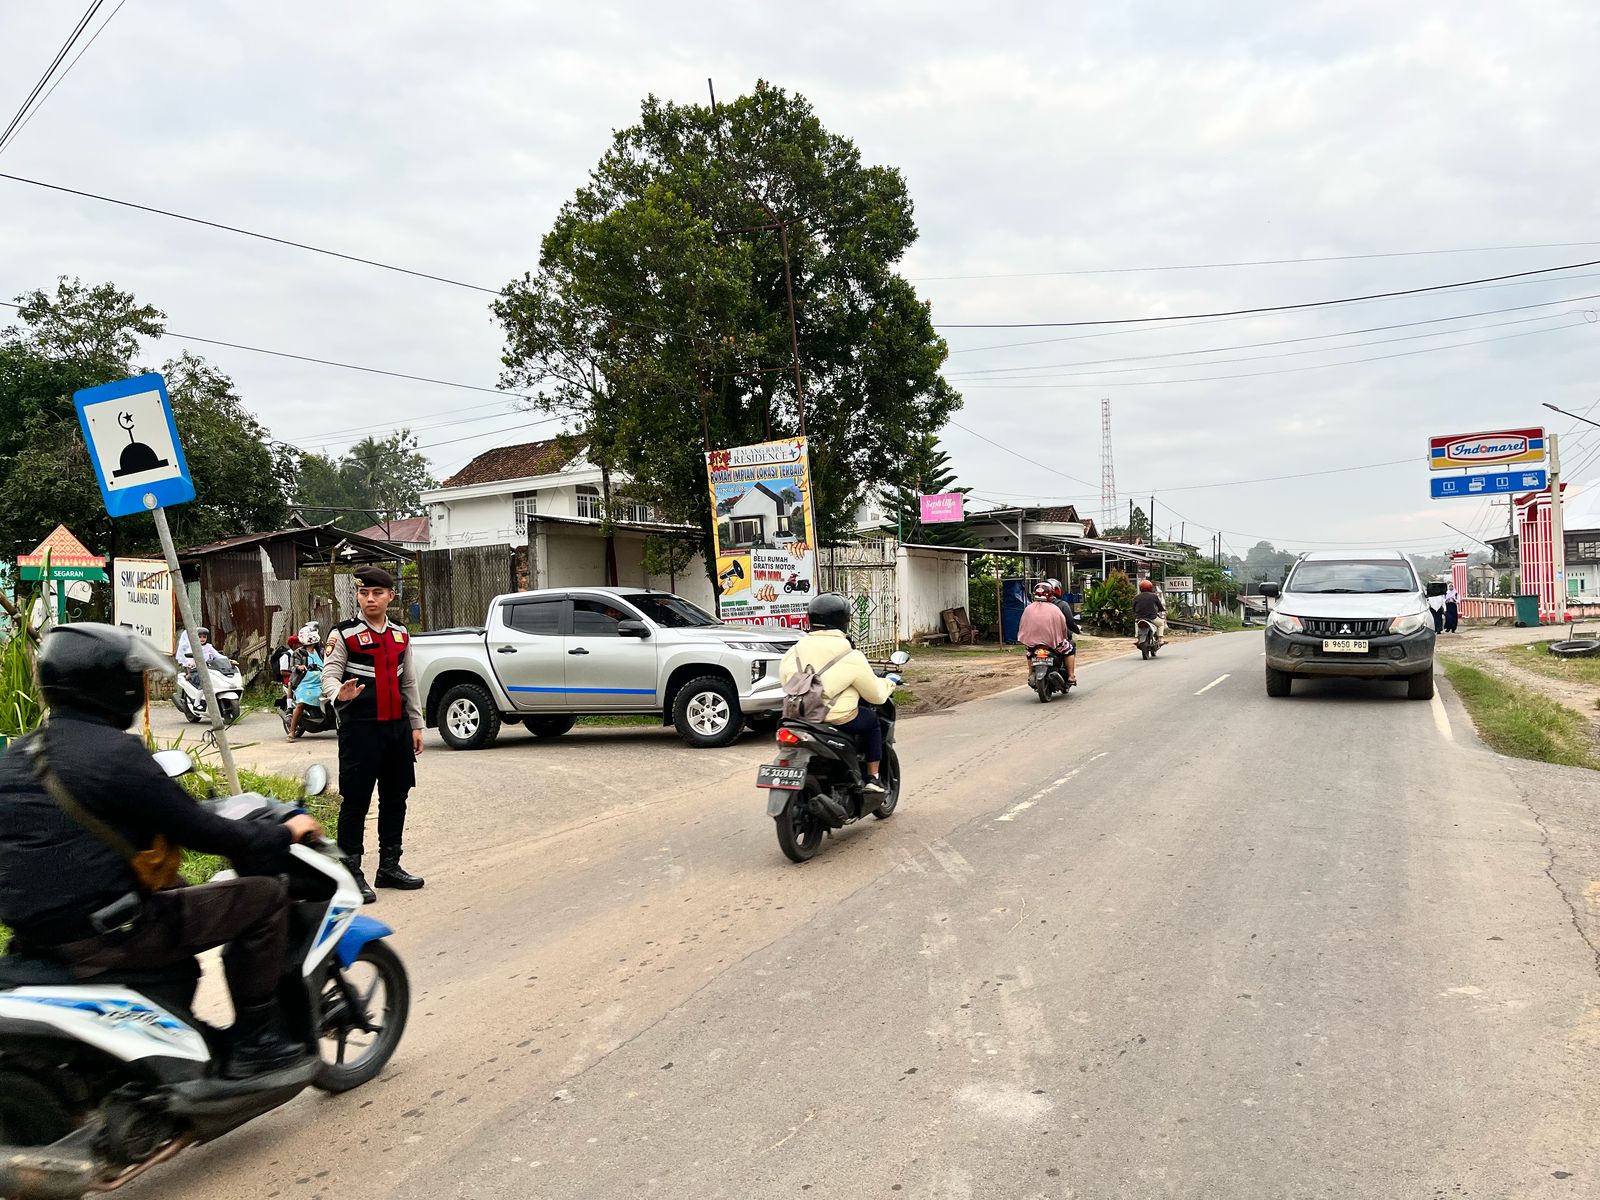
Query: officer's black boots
[
  {"left": 348, "top": 856, "right": 378, "bottom": 904},
  {"left": 225, "top": 1002, "right": 308, "bottom": 1079},
  {"left": 375, "top": 847, "right": 424, "bottom": 890}
]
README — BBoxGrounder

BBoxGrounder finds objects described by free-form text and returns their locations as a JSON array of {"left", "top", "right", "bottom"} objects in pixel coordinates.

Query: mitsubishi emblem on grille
[{"left": 1339, "top": 625, "right": 1352, "bottom": 634}]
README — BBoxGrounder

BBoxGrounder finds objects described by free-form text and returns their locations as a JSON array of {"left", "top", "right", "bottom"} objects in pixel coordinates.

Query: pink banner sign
[{"left": 919, "top": 492, "right": 965, "bottom": 524}]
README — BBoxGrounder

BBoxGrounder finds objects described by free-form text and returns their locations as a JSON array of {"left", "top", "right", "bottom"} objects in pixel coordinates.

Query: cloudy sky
[{"left": 4, "top": 0, "right": 1598, "bottom": 556}]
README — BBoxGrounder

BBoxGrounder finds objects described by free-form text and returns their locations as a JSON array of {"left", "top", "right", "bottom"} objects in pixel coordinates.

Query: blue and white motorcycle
[{"left": 0, "top": 758, "right": 408, "bottom": 1200}]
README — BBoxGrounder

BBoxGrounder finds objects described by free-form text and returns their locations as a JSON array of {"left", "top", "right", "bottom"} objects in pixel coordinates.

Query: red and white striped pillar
[
  {"left": 1450, "top": 550, "right": 1469, "bottom": 597},
  {"left": 1517, "top": 492, "right": 1555, "bottom": 620}
]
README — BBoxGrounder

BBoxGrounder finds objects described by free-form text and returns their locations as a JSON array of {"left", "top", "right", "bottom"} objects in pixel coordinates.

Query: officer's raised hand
[{"left": 335, "top": 678, "right": 365, "bottom": 703}]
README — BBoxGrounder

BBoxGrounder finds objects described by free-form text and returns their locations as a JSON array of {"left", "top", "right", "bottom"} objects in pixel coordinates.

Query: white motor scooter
[
  {"left": 0, "top": 758, "right": 409, "bottom": 1199},
  {"left": 173, "top": 657, "right": 243, "bottom": 726}
]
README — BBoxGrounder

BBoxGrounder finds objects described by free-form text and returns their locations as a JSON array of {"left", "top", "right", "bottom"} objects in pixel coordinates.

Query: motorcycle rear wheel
[
  {"left": 1035, "top": 677, "right": 1052, "bottom": 703},
  {"left": 872, "top": 749, "right": 901, "bottom": 819},
  {"left": 314, "top": 941, "right": 410, "bottom": 1093},
  {"left": 775, "top": 786, "right": 826, "bottom": 863}
]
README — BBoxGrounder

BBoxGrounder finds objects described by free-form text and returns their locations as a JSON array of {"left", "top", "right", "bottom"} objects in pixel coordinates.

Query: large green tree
[
  {"left": 495, "top": 82, "right": 960, "bottom": 564},
  {"left": 0, "top": 279, "right": 291, "bottom": 560},
  {"left": 294, "top": 432, "right": 436, "bottom": 531}
]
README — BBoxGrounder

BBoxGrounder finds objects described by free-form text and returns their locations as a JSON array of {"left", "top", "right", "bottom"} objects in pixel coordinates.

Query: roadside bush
[
  {"left": 0, "top": 622, "right": 43, "bottom": 741},
  {"left": 1083, "top": 570, "right": 1136, "bottom": 636}
]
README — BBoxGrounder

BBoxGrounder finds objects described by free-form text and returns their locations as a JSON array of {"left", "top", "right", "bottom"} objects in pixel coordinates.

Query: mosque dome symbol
[{"left": 111, "top": 411, "right": 170, "bottom": 479}]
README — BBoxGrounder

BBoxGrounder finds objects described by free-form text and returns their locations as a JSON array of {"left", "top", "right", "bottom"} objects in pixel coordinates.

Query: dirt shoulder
[
  {"left": 892, "top": 631, "right": 1209, "bottom": 715},
  {"left": 1437, "top": 622, "right": 1600, "bottom": 747}
]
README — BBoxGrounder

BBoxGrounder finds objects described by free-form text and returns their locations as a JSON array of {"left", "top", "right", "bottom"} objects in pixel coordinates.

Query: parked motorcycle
[
  {"left": 173, "top": 658, "right": 244, "bottom": 726},
  {"left": 781, "top": 573, "right": 811, "bottom": 595},
  {"left": 0, "top": 759, "right": 408, "bottom": 1200},
  {"left": 1135, "top": 619, "right": 1164, "bottom": 660},
  {"left": 758, "top": 651, "right": 909, "bottom": 863},
  {"left": 1025, "top": 645, "right": 1071, "bottom": 703}
]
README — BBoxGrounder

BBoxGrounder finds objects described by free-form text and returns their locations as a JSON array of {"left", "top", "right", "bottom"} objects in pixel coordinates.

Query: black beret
[{"left": 354, "top": 566, "right": 396, "bottom": 590}]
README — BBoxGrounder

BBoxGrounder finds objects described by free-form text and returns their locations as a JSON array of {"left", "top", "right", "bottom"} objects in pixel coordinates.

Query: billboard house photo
[{"left": 706, "top": 438, "right": 817, "bottom": 628}]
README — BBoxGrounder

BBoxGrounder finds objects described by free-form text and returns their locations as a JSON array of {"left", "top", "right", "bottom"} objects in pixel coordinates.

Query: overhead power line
[
  {"left": 946, "top": 309, "right": 1591, "bottom": 385},
  {"left": 0, "top": 0, "right": 106, "bottom": 156},
  {"left": 0, "top": 0, "right": 129, "bottom": 155},
  {"left": 943, "top": 291, "right": 1600, "bottom": 379},
  {"left": 911, "top": 240, "right": 1600, "bottom": 283},
  {"left": 0, "top": 171, "right": 501, "bottom": 294},
  {"left": 932, "top": 258, "right": 1600, "bottom": 330},
  {"left": 0, "top": 299, "right": 529, "bottom": 402},
  {"left": 956, "top": 317, "right": 1590, "bottom": 389}
]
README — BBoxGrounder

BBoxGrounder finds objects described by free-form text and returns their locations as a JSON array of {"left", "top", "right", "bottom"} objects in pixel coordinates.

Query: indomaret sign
[{"left": 1429, "top": 427, "right": 1545, "bottom": 471}]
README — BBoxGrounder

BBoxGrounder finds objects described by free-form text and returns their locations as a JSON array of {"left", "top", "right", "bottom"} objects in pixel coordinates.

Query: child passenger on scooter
[{"left": 285, "top": 628, "right": 324, "bottom": 741}]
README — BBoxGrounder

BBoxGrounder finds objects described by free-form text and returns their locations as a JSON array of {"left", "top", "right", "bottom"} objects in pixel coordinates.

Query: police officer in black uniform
[
  {"left": 320, "top": 565, "right": 424, "bottom": 903},
  {"left": 0, "top": 623, "right": 321, "bottom": 1078}
]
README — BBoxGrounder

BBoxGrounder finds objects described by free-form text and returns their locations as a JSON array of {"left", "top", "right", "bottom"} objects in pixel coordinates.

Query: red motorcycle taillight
[
  {"left": 1033, "top": 648, "right": 1049, "bottom": 658},
  {"left": 776, "top": 727, "right": 802, "bottom": 745}
]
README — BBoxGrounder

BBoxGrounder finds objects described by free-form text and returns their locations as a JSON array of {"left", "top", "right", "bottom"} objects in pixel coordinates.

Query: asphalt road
[{"left": 134, "top": 633, "right": 1600, "bottom": 1198}]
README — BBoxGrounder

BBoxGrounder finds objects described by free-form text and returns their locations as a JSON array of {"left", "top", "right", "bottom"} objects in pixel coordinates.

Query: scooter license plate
[{"left": 756, "top": 764, "right": 806, "bottom": 790}]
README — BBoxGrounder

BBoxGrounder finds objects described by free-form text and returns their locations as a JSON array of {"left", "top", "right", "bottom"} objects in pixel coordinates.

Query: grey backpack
[{"left": 782, "top": 647, "right": 854, "bottom": 721}]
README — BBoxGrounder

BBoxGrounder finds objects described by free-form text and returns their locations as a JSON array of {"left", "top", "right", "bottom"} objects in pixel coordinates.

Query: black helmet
[
  {"left": 807, "top": 592, "right": 852, "bottom": 633},
  {"left": 37, "top": 622, "right": 174, "bottom": 728}
]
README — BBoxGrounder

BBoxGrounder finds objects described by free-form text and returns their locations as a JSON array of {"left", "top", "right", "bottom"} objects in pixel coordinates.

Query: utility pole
[
  {"left": 1149, "top": 495, "right": 1156, "bottom": 544},
  {"left": 1550, "top": 432, "right": 1565, "bottom": 609}
]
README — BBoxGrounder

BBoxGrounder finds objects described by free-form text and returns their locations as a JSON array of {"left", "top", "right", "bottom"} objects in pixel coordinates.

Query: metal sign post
[{"left": 74, "top": 373, "right": 241, "bottom": 794}]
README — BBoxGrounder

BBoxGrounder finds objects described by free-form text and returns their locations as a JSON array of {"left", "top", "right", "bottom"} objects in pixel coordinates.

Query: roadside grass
[
  {"left": 1440, "top": 657, "right": 1600, "bottom": 771},
  {"left": 1498, "top": 641, "right": 1600, "bottom": 694},
  {"left": 576, "top": 715, "right": 658, "bottom": 727}
]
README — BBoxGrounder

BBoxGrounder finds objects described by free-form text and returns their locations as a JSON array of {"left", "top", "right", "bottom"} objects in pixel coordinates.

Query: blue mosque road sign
[
  {"left": 74, "top": 373, "right": 195, "bottom": 518},
  {"left": 1430, "top": 469, "right": 1547, "bottom": 500}
]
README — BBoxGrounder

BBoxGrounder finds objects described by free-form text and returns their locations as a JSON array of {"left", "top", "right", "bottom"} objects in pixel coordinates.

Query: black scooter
[
  {"left": 276, "top": 682, "right": 337, "bottom": 738},
  {"left": 1025, "top": 644, "right": 1071, "bottom": 703},
  {"left": 757, "top": 651, "right": 909, "bottom": 862}
]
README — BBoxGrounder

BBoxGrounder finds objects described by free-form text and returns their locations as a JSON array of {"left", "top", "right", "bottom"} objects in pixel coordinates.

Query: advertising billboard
[{"left": 706, "top": 438, "right": 817, "bottom": 628}]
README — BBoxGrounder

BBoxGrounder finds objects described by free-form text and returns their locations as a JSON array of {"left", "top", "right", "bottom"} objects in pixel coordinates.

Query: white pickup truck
[{"left": 411, "top": 586, "right": 800, "bottom": 750}]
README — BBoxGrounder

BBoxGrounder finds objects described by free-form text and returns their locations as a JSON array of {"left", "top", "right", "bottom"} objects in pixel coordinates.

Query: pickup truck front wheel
[
  {"left": 672, "top": 676, "right": 742, "bottom": 748},
  {"left": 438, "top": 682, "right": 502, "bottom": 750}
]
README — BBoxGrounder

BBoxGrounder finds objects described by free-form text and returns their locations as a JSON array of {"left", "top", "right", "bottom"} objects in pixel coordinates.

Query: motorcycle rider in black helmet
[
  {"left": 0, "top": 623, "right": 322, "bottom": 1078},
  {"left": 778, "top": 593, "right": 898, "bottom": 793}
]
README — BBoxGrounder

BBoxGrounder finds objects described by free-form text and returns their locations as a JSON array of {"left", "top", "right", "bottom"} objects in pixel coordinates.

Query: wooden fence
[{"left": 418, "top": 545, "right": 515, "bottom": 631}]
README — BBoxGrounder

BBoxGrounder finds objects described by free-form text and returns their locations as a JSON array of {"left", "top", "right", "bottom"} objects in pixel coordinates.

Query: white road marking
[
  {"left": 1430, "top": 687, "right": 1453, "bottom": 741},
  {"left": 997, "top": 767, "right": 1082, "bottom": 822},
  {"left": 1195, "top": 674, "right": 1230, "bottom": 695}
]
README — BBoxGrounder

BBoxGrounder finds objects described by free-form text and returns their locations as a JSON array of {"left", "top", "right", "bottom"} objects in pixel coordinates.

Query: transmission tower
[{"left": 1099, "top": 397, "right": 1116, "bottom": 533}]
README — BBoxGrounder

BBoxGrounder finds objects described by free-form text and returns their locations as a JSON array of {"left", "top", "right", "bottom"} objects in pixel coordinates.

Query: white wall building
[{"left": 422, "top": 438, "right": 716, "bottom": 609}]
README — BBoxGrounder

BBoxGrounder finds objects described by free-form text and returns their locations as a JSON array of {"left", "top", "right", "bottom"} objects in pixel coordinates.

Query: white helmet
[{"left": 298, "top": 623, "right": 321, "bottom": 646}]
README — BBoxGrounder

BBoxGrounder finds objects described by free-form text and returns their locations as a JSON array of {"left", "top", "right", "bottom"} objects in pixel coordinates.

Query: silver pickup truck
[{"left": 411, "top": 586, "right": 799, "bottom": 750}]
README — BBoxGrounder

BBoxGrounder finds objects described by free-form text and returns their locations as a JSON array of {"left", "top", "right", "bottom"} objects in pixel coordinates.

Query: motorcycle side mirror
[
  {"left": 152, "top": 749, "right": 195, "bottom": 778},
  {"left": 889, "top": 650, "right": 910, "bottom": 666},
  {"left": 617, "top": 620, "right": 651, "bottom": 639},
  {"left": 303, "top": 764, "right": 329, "bottom": 797}
]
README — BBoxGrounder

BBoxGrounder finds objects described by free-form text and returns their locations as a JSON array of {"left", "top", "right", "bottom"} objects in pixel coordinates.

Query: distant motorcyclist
[
  {"left": 1133, "top": 579, "right": 1167, "bottom": 643},
  {"left": 1018, "top": 582, "right": 1074, "bottom": 687},
  {"left": 176, "top": 625, "right": 227, "bottom": 683},
  {"left": 0, "top": 623, "right": 322, "bottom": 1078},
  {"left": 1045, "top": 578, "right": 1080, "bottom": 686},
  {"left": 779, "top": 593, "right": 897, "bottom": 793}
]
